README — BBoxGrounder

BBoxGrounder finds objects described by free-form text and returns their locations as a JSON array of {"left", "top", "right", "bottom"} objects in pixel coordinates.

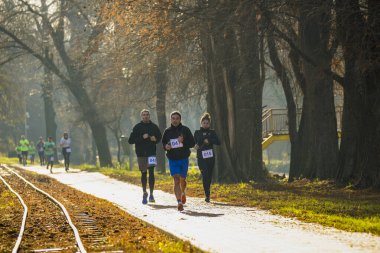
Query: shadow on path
[
  {"left": 149, "top": 204, "right": 224, "bottom": 217},
  {"left": 149, "top": 204, "right": 178, "bottom": 209},
  {"left": 212, "top": 202, "right": 243, "bottom": 207},
  {"left": 182, "top": 210, "right": 224, "bottom": 217}
]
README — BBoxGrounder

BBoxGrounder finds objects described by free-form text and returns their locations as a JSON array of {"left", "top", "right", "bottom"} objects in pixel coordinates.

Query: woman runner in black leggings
[{"left": 194, "top": 113, "right": 220, "bottom": 202}]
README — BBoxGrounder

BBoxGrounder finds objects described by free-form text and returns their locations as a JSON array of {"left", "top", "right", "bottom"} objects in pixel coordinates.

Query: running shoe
[
  {"left": 205, "top": 197, "right": 210, "bottom": 203},
  {"left": 142, "top": 192, "right": 148, "bottom": 204},
  {"left": 177, "top": 202, "right": 184, "bottom": 211},
  {"left": 181, "top": 193, "right": 186, "bottom": 204},
  {"left": 149, "top": 194, "right": 155, "bottom": 203}
]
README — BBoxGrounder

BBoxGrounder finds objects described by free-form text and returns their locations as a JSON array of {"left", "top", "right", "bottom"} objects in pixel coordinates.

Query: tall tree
[
  {"left": 260, "top": 0, "right": 339, "bottom": 180},
  {"left": 0, "top": 0, "right": 113, "bottom": 166},
  {"left": 199, "top": 0, "right": 266, "bottom": 182},
  {"left": 292, "top": 0, "right": 339, "bottom": 180},
  {"left": 266, "top": 28, "right": 298, "bottom": 181},
  {"left": 336, "top": 0, "right": 380, "bottom": 188},
  {"left": 41, "top": 0, "right": 57, "bottom": 146},
  {"left": 155, "top": 53, "right": 168, "bottom": 174}
]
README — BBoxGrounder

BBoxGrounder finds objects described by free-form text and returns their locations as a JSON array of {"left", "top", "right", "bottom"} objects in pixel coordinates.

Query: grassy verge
[
  {"left": 0, "top": 182, "right": 23, "bottom": 252},
  {"left": 74, "top": 164, "right": 380, "bottom": 236},
  {"left": 0, "top": 157, "right": 19, "bottom": 165}
]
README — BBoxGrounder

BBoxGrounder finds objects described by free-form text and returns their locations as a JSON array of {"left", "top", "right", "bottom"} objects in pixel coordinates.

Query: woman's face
[{"left": 201, "top": 119, "right": 210, "bottom": 129}]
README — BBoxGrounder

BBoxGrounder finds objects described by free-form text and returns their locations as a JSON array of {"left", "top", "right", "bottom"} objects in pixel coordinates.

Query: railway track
[{"left": 0, "top": 164, "right": 86, "bottom": 253}]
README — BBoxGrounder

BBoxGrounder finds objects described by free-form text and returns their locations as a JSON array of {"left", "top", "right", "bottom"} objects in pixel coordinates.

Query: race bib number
[
  {"left": 50, "top": 156, "right": 54, "bottom": 162},
  {"left": 39, "top": 148, "right": 44, "bottom": 152},
  {"left": 202, "top": 149, "right": 214, "bottom": 159},
  {"left": 148, "top": 156, "right": 157, "bottom": 165},
  {"left": 66, "top": 148, "right": 71, "bottom": 153},
  {"left": 170, "top": 138, "right": 183, "bottom": 149}
]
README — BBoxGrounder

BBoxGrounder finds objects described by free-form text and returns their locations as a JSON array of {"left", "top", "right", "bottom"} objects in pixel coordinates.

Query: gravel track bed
[
  {"left": 5, "top": 167, "right": 200, "bottom": 252},
  {"left": 0, "top": 167, "right": 77, "bottom": 252}
]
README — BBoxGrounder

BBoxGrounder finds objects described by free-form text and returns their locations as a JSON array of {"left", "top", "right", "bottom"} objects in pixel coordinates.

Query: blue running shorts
[{"left": 168, "top": 159, "right": 189, "bottom": 178}]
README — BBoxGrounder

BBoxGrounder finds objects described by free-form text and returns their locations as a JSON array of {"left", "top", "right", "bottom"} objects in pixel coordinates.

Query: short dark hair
[{"left": 170, "top": 111, "right": 181, "bottom": 119}]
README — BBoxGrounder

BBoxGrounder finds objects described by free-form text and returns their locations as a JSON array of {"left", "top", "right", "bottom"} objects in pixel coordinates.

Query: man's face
[
  {"left": 171, "top": 114, "right": 181, "bottom": 127},
  {"left": 141, "top": 112, "right": 150, "bottom": 122},
  {"left": 64, "top": 134, "right": 68, "bottom": 139}
]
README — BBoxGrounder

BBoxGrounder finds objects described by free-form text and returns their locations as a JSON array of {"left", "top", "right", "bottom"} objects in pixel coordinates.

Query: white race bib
[
  {"left": 202, "top": 149, "right": 214, "bottom": 159},
  {"left": 66, "top": 148, "right": 71, "bottom": 153},
  {"left": 170, "top": 138, "right": 183, "bottom": 149},
  {"left": 148, "top": 156, "right": 157, "bottom": 165},
  {"left": 50, "top": 156, "right": 54, "bottom": 162}
]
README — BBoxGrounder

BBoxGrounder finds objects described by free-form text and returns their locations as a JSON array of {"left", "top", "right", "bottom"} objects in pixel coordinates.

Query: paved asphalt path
[{"left": 15, "top": 165, "right": 380, "bottom": 253}]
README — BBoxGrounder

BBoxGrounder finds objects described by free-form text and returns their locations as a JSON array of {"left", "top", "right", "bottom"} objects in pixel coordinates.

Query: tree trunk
[
  {"left": 199, "top": 0, "right": 265, "bottom": 182},
  {"left": 41, "top": 0, "right": 58, "bottom": 161},
  {"left": 266, "top": 30, "right": 298, "bottom": 181},
  {"left": 236, "top": 4, "right": 265, "bottom": 181},
  {"left": 91, "top": 136, "right": 97, "bottom": 165},
  {"left": 110, "top": 128, "right": 122, "bottom": 166},
  {"left": 63, "top": 0, "right": 113, "bottom": 167},
  {"left": 41, "top": 67, "right": 58, "bottom": 161},
  {"left": 155, "top": 55, "right": 168, "bottom": 174},
  {"left": 200, "top": 15, "right": 238, "bottom": 182},
  {"left": 288, "top": 49, "right": 306, "bottom": 180},
  {"left": 63, "top": 74, "right": 113, "bottom": 167},
  {"left": 87, "top": 121, "right": 112, "bottom": 167},
  {"left": 293, "top": 0, "right": 338, "bottom": 179},
  {"left": 336, "top": 0, "right": 380, "bottom": 188}
]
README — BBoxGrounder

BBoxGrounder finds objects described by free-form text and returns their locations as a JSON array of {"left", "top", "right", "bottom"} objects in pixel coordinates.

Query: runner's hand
[
  {"left": 165, "top": 144, "right": 171, "bottom": 150},
  {"left": 143, "top": 133, "right": 149, "bottom": 139},
  {"left": 194, "top": 144, "right": 200, "bottom": 150},
  {"left": 150, "top": 136, "right": 157, "bottom": 142},
  {"left": 203, "top": 138, "right": 209, "bottom": 144},
  {"left": 178, "top": 135, "right": 184, "bottom": 143}
]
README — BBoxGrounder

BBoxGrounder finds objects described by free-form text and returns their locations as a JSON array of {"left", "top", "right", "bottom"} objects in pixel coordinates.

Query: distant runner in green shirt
[
  {"left": 15, "top": 145, "right": 22, "bottom": 164},
  {"left": 28, "top": 141, "right": 36, "bottom": 165},
  {"left": 44, "top": 137, "right": 55, "bottom": 173},
  {"left": 19, "top": 135, "right": 29, "bottom": 166}
]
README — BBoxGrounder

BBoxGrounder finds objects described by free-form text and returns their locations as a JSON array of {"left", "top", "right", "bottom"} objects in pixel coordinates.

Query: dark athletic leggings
[
  {"left": 62, "top": 148, "right": 71, "bottom": 168},
  {"left": 141, "top": 167, "right": 155, "bottom": 194},
  {"left": 38, "top": 152, "right": 45, "bottom": 165},
  {"left": 198, "top": 158, "right": 215, "bottom": 198}
]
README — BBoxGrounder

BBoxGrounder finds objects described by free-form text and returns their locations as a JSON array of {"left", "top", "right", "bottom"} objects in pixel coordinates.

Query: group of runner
[
  {"left": 128, "top": 109, "right": 220, "bottom": 211},
  {"left": 14, "top": 109, "right": 218, "bottom": 211},
  {"left": 15, "top": 133, "right": 72, "bottom": 173}
]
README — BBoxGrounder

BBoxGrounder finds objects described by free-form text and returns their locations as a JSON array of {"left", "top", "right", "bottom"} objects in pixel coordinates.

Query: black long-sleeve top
[
  {"left": 162, "top": 123, "right": 195, "bottom": 160},
  {"left": 194, "top": 127, "right": 220, "bottom": 159},
  {"left": 128, "top": 121, "right": 162, "bottom": 157}
]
